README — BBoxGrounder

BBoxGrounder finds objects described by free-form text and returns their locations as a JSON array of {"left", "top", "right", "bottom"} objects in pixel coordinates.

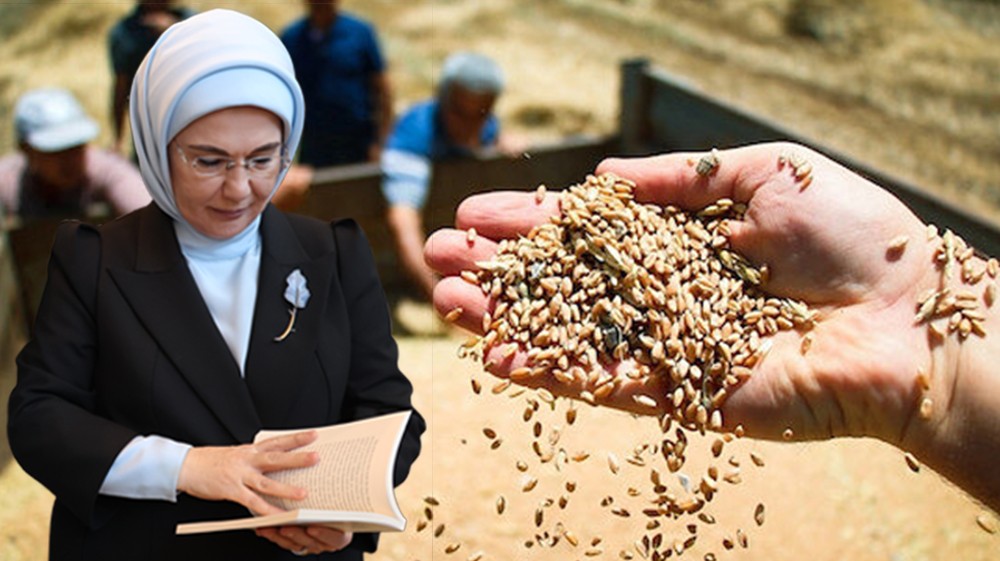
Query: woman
[{"left": 8, "top": 10, "right": 424, "bottom": 560}]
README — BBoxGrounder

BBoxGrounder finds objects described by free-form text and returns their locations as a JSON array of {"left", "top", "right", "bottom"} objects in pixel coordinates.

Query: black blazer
[{"left": 7, "top": 204, "right": 425, "bottom": 560}]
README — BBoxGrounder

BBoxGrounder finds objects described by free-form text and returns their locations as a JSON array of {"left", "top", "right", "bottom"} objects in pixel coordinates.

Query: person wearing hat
[
  {"left": 0, "top": 88, "right": 149, "bottom": 222},
  {"left": 381, "top": 52, "right": 520, "bottom": 301},
  {"left": 7, "top": 10, "right": 424, "bottom": 560}
]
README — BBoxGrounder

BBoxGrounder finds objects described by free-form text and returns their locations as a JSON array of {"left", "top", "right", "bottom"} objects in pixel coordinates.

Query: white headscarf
[
  {"left": 130, "top": 8, "right": 305, "bottom": 228},
  {"left": 129, "top": 10, "right": 306, "bottom": 373}
]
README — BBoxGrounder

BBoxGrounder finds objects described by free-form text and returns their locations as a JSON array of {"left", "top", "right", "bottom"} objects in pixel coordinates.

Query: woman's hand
[
  {"left": 425, "top": 142, "right": 945, "bottom": 444},
  {"left": 178, "top": 431, "right": 356, "bottom": 555},
  {"left": 177, "top": 430, "right": 319, "bottom": 517},
  {"left": 255, "top": 526, "right": 353, "bottom": 556}
]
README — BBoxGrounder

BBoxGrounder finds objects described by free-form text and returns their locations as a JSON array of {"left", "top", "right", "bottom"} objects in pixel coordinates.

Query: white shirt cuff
[{"left": 99, "top": 435, "right": 192, "bottom": 502}]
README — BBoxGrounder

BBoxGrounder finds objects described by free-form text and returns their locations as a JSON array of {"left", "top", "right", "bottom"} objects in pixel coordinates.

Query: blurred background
[{"left": 0, "top": 0, "right": 998, "bottom": 559}]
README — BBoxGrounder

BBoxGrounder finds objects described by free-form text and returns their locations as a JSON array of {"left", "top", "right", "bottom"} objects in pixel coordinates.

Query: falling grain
[
  {"left": 522, "top": 476, "right": 539, "bottom": 492},
  {"left": 976, "top": 513, "right": 998, "bottom": 534},
  {"left": 920, "top": 397, "right": 933, "bottom": 419},
  {"left": 736, "top": 529, "right": 748, "bottom": 548}
]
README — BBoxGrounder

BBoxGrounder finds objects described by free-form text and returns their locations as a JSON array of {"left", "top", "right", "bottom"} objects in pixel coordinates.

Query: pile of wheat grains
[
  {"left": 446, "top": 171, "right": 813, "bottom": 559},
  {"left": 437, "top": 158, "right": 995, "bottom": 559}
]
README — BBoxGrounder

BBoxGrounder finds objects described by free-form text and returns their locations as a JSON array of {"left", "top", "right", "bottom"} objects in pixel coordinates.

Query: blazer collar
[
  {"left": 243, "top": 206, "right": 334, "bottom": 427},
  {"left": 112, "top": 206, "right": 335, "bottom": 435},
  {"left": 110, "top": 205, "right": 261, "bottom": 442}
]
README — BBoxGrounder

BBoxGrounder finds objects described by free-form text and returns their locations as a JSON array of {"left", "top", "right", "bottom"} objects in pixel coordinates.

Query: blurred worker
[
  {"left": 280, "top": 0, "right": 392, "bottom": 167},
  {"left": 0, "top": 88, "right": 149, "bottom": 222},
  {"left": 108, "top": 0, "right": 194, "bottom": 154},
  {"left": 381, "top": 52, "right": 518, "bottom": 300}
]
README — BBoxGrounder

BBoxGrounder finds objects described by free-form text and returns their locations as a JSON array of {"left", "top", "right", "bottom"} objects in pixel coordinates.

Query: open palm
[{"left": 425, "top": 143, "right": 942, "bottom": 445}]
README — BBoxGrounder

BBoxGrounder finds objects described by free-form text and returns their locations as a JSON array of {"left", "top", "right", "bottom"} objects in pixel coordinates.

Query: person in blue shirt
[
  {"left": 381, "top": 52, "right": 505, "bottom": 300},
  {"left": 108, "top": 0, "right": 194, "bottom": 154},
  {"left": 280, "top": 1, "right": 392, "bottom": 167}
]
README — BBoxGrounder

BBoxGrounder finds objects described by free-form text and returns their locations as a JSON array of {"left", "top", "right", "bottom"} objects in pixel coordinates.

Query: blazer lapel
[
  {"left": 107, "top": 206, "right": 261, "bottom": 443},
  {"left": 244, "top": 207, "right": 333, "bottom": 427}
]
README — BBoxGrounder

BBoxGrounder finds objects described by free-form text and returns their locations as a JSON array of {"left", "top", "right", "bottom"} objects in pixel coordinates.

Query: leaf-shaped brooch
[{"left": 274, "top": 268, "right": 310, "bottom": 342}]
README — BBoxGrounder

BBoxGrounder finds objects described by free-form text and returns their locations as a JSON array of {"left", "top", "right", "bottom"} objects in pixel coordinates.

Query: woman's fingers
[
  {"left": 278, "top": 526, "right": 327, "bottom": 553},
  {"left": 252, "top": 449, "right": 319, "bottom": 473},
  {"left": 239, "top": 485, "right": 286, "bottom": 517},
  {"left": 255, "top": 527, "right": 305, "bottom": 553},
  {"left": 256, "top": 526, "right": 352, "bottom": 555},
  {"left": 454, "top": 190, "right": 560, "bottom": 239},
  {"left": 248, "top": 473, "right": 308, "bottom": 503},
  {"left": 255, "top": 430, "right": 318, "bottom": 452},
  {"left": 304, "top": 527, "right": 353, "bottom": 551}
]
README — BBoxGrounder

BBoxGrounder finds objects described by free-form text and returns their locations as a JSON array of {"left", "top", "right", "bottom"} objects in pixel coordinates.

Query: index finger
[
  {"left": 596, "top": 142, "right": 793, "bottom": 209},
  {"left": 455, "top": 190, "right": 560, "bottom": 240},
  {"left": 255, "top": 430, "right": 318, "bottom": 452}
]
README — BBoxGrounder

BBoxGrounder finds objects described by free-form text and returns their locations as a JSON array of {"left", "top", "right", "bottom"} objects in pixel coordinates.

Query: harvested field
[{"left": 3, "top": 322, "right": 998, "bottom": 559}]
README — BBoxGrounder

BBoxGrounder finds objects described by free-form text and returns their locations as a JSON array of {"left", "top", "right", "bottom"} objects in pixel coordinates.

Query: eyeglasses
[{"left": 174, "top": 144, "right": 289, "bottom": 179}]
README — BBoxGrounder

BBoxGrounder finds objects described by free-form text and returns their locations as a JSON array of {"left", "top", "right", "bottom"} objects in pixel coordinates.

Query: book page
[
  {"left": 267, "top": 436, "right": 376, "bottom": 512},
  {"left": 178, "top": 411, "right": 411, "bottom": 535},
  {"left": 253, "top": 411, "right": 410, "bottom": 520}
]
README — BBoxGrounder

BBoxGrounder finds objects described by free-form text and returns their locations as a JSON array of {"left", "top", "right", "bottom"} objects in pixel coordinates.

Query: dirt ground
[
  {"left": 359, "top": 306, "right": 999, "bottom": 561},
  {"left": 2, "top": 309, "right": 998, "bottom": 560},
  {"left": 1, "top": 0, "right": 999, "bottom": 559}
]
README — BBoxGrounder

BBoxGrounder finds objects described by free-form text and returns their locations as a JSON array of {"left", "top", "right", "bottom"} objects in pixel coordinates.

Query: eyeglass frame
[{"left": 173, "top": 142, "right": 290, "bottom": 179}]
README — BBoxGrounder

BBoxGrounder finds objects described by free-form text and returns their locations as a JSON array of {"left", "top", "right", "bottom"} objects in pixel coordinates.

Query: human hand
[
  {"left": 255, "top": 525, "right": 353, "bottom": 556},
  {"left": 425, "top": 142, "right": 944, "bottom": 445},
  {"left": 496, "top": 132, "right": 530, "bottom": 159},
  {"left": 177, "top": 430, "right": 319, "bottom": 517}
]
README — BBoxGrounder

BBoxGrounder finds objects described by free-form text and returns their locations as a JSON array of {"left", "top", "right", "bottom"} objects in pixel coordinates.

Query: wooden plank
[
  {"left": 0, "top": 233, "right": 27, "bottom": 361},
  {"left": 618, "top": 58, "right": 654, "bottom": 155},
  {"left": 6, "top": 219, "right": 61, "bottom": 334},
  {"left": 297, "top": 137, "right": 617, "bottom": 290},
  {"left": 424, "top": 136, "right": 616, "bottom": 230}
]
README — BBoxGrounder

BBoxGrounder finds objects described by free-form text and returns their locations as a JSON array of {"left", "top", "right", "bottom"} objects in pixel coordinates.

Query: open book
[{"left": 176, "top": 410, "right": 412, "bottom": 535}]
